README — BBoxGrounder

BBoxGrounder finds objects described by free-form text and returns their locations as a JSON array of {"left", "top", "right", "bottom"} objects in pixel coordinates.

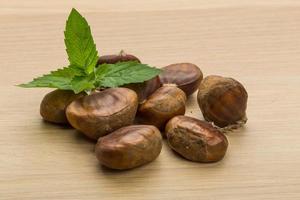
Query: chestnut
[
  {"left": 97, "top": 50, "right": 141, "bottom": 65},
  {"left": 197, "top": 75, "right": 248, "bottom": 128},
  {"left": 165, "top": 115, "right": 228, "bottom": 162},
  {"left": 159, "top": 63, "right": 203, "bottom": 96},
  {"left": 96, "top": 125, "right": 162, "bottom": 170},
  {"left": 66, "top": 88, "right": 138, "bottom": 140},
  {"left": 40, "top": 89, "right": 85, "bottom": 124},
  {"left": 138, "top": 85, "right": 187, "bottom": 130},
  {"left": 125, "top": 76, "right": 161, "bottom": 103}
]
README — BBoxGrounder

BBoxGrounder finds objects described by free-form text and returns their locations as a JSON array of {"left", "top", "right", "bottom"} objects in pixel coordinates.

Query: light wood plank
[{"left": 1, "top": 1, "right": 300, "bottom": 199}]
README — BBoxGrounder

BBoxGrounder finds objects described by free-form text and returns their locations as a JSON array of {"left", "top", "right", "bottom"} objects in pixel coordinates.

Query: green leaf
[
  {"left": 70, "top": 75, "right": 95, "bottom": 94},
  {"left": 18, "top": 67, "right": 78, "bottom": 90},
  {"left": 18, "top": 66, "right": 96, "bottom": 94},
  {"left": 64, "top": 8, "right": 98, "bottom": 74},
  {"left": 95, "top": 61, "right": 161, "bottom": 88},
  {"left": 18, "top": 9, "right": 163, "bottom": 95}
]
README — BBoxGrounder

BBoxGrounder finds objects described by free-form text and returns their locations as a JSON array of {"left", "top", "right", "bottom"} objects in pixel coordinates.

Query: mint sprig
[
  {"left": 18, "top": 8, "right": 161, "bottom": 94},
  {"left": 95, "top": 61, "right": 161, "bottom": 88},
  {"left": 18, "top": 67, "right": 79, "bottom": 90},
  {"left": 65, "top": 8, "right": 98, "bottom": 75}
]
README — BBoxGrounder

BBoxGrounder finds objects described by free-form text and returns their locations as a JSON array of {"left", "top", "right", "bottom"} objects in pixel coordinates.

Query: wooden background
[{"left": 1, "top": 1, "right": 300, "bottom": 199}]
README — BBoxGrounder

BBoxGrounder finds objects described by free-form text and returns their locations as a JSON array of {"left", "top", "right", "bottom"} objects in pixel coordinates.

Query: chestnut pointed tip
[{"left": 97, "top": 52, "right": 141, "bottom": 65}]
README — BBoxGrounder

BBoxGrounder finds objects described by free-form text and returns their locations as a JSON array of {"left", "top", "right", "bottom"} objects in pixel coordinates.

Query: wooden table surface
[{"left": 1, "top": 1, "right": 300, "bottom": 199}]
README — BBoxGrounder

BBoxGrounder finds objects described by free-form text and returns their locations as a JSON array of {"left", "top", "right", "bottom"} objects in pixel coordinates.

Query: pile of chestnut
[{"left": 40, "top": 52, "right": 248, "bottom": 170}]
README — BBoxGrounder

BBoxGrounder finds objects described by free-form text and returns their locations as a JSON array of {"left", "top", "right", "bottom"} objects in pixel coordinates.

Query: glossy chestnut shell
[
  {"left": 97, "top": 51, "right": 141, "bottom": 65},
  {"left": 66, "top": 88, "right": 138, "bottom": 140},
  {"left": 96, "top": 125, "right": 162, "bottom": 170},
  {"left": 159, "top": 63, "right": 203, "bottom": 96},
  {"left": 165, "top": 115, "right": 228, "bottom": 162},
  {"left": 40, "top": 90, "right": 85, "bottom": 124},
  {"left": 125, "top": 76, "right": 161, "bottom": 103},
  {"left": 197, "top": 75, "right": 248, "bottom": 128},
  {"left": 138, "top": 85, "right": 187, "bottom": 130}
]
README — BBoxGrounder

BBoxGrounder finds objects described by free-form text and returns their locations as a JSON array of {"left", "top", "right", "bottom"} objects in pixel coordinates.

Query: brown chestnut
[
  {"left": 197, "top": 75, "right": 248, "bottom": 128},
  {"left": 125, "top": 76, "right": 161, "bottom": 103},
  {"left": 159, "top": 63, "right": 203, "bottom": 96},
  {"left": 165, "top": 115, "right": 228, "bottom": 162},
  {"left": 66, "top": 88, "right": 138, "bottom": 140},
  {"left": 97, "top": 50, "right": 141, "bottom": 65},
  {"left": 138, "top": 85, "right": 187, "bottom": 130},
  {"left": 96, "top": 125, "right": 162, "bottom": 170},
  {"left": 40, "top": 89, "right": 85, "bottom": 124}
]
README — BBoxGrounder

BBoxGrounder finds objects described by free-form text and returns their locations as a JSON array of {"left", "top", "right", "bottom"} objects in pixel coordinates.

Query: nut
[
  {"left": 125, "top": 76, "right": 161, "bottom": 103},
  {"left": 97, "top": 50, "right": 141, "bottom": 65},
  {"left": 159, "top": 63, "right": 203, "bottom": 96},
  {"left": 197, "top": 75, "right": 248, "bottom": 128},
  {"left": 40, "top": 89, "right": 85, "bottom": 124},
  {"left": 138, "top": 85, "right": 187, "bottom": 130},
  {"left": 96, "top": 125, "right": 162, "bottom": 170},
  {"left": 165, "top": 115, "right": 228, "bottom": 162},
  {"left": 66, "top": 88, "right": 138, "bottom": 140}
]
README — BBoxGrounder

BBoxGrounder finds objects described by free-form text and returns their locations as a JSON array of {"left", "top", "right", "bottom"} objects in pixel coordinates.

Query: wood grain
[{"left": 1, "top": 1, "right": 300, "bottom": 199}]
